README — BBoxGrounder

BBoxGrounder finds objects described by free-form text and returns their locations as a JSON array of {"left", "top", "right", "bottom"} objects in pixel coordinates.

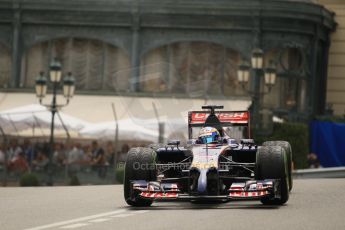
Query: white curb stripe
[
  {"left": 132, "top": 210, "right": 149, "bottom": 214},
  {"left": 88, "top": 218, "right": 111, "bottom": 223},
  {"left": 60, "top": 223, "right": 90, "bottom": 229},
  {"left": 111, "top": 213, "right": 135, "bottom": 218},
  {"left": 23, "top": 210, "right": 126, "bottom": 230}
]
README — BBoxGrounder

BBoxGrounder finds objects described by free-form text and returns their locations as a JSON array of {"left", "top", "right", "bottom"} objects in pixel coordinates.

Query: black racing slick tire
[
  {"left": 263, "top": 141, "right": 293, "bottom": 191},
  {"left": 255, "top": 146, "right": 289, "bottom": 205},
  {"left": 124, "top": 147, "right": 157, "bottom": 207}
]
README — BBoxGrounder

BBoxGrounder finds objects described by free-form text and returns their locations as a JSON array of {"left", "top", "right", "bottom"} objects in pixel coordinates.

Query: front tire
[
  {"left": 263, "top": 141, "right": 293, "bottom": 191},
  {"left": 256, "top": 146, "right": 289, "bottom": 205},
  {"left": 124, "top": 147, "right": 156, "bottom": 207}
]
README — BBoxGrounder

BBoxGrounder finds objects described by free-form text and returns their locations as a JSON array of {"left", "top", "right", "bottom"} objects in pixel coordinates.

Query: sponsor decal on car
[
  {"left": 190, "top": 112, "right": 249, "bottom": 124},
  {"left": 229, "top": 191, "right": 269, "bottom": 198},
  {"left": 140, "top": 192, "right": 178, "bottom": 198}
]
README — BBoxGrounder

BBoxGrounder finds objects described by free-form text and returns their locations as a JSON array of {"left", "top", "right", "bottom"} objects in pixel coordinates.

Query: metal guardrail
[
  {"left": 293, "top": 167, "right": 345, "bottom": 179},
  {"left": 2, "top": 165, "right": 345, "bottom": 186},
  {"left": 0, "top": 164, "right": 123, "bottom": 186}
]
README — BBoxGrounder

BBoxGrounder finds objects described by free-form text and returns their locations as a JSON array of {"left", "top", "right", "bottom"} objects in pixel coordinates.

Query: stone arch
[
  {"left": 262, "top": 39, "right": 311, "bottom": 76},
  {"left": 0, "top": 42, "right": 12, "bottom": 88},
  {"left": 22, "top": 25, "right": 131, "bottom": 56},
  {"left": 139, "top": 41, "right": 246, "bottom": 97},
  {"left": 260, "top": 47, "right": 309, "bottom": 113},
  {"left": 21, "top": 37, "right": 131, "bottom": 92},
  {"left": 140, "top": 38, "right": 248, "bottom": 59}
]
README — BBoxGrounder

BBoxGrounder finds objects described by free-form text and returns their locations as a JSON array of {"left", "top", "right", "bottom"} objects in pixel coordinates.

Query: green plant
[
  {"left": 20, "top": 173, "right": 40, "bottom": 187},
  {"left": 69, "top": 175, "right": 80, "bottom": 186},
  {"left": 115, "top": 164, "right": 125, "bottom": 184},
  {"left": 314, "top": 116, "right": 345, "bottom": 123},
  {"left": 254, "top": 122, "right": 309, "bottom": 169}
]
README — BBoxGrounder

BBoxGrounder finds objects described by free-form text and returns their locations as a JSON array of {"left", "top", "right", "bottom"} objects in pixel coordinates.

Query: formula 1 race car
[{"left": 124, "top": 105, "right": 293, "bottom": 206}]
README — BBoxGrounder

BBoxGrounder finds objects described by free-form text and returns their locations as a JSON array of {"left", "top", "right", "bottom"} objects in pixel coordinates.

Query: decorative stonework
[{"left": 0, "top": 0, "right": 337, "bottom": 116}]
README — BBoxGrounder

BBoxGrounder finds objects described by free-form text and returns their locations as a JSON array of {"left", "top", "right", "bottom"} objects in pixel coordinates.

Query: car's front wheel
[
  {"left": 123, "top": 147, "right": 156, "bottom": 207},
  {"left": 255, "top": 146, "right": 289, "bottom": 205},
  {"left": 263, "top": 141, "right": 293, "bottom": 191}
]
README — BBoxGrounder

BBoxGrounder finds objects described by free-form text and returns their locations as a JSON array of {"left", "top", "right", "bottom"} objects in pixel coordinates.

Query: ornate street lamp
[
  {"left": 251, "top": 48, "right": 264, "bottom": 69},
  {"left": 35, "top": 72, "right": 47, "bottom": 102},
  {"left": 237, "top": 49, "right": 277, "bottom": 131},
  {"left": 35, "top": 59, "right": 75, "bottom": 185},
  {"left": 63, "top": 72, "right": 76, "bottom": 102},
  {"left": 237, "top": 59, "right": 251, "bottom": 87},
  {"left": 264, "top": 61, "right": 277, "bottom": 90},
  {"left": 49, "top": 59, "right": 62, "bottom": 82}
]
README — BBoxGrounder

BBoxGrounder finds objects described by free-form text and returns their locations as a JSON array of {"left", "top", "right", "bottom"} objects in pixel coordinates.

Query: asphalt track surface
[{"left": 0, "top": 179, "right": 344, "bottom": 230}]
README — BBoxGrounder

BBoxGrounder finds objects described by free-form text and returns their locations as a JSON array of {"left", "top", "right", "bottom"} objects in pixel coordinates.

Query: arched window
[
  {"left": 140, "top": 42, "right": 243, "bottom": 97},
  {"left": 0, "top": 43, "right": 11, "bottom": 88},
  {"left": 262, "top": 48, "right": 308, "bottom": 113},
  {"left": 21, "top": 38, "right": 130, "bottom": 91}
]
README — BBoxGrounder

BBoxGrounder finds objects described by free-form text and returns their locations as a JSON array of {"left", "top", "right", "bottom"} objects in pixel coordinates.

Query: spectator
[
  {"left": 8, "top": 151, "right": 29, "bottom": 175},
  {"left": 22, "top": 139, "right": 35, "bottom": 167},
  {"left": 117, "top": 144, "right": 129, "bottom": 163},
  {"left": 81, "top": 144, "right": 92, "bottom": 169},
  {"left": 307, "top": 153, "right": 321, "bottom": 168},
  {"left": 53, "top": 142, "right": 66, "bottom": 168},
  {"left": 105, "top": 141, "right": 116, "bottom": 167},
  {"left": 7, "top": 139, "right": 22, "bottom": 162},
  {"left": 0, "top": 143, "right": 6, "bottom": 170},
  {"left": 65, "top": 142, "right": 83, "bottom": 179},
  {"left": 91, "top": 141, "right": 106, "bottom": 178},
  {"left": 32, "top": 150, "right": 49, "bottom": 172}
]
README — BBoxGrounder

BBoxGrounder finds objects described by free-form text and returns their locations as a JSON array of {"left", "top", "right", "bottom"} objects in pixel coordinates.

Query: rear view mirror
[
  {"left": 240, "top": 139, "right": 255, "bottom": 145},
  {"left": 167, "top": 140, "right": 180, "bottom": 146}
]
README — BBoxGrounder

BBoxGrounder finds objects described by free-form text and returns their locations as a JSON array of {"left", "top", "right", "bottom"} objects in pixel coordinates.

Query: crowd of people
[
  {"left": 0, "top": 138, "right": 325, "bottom": 184},
  {"left": 0, "top": 139, "right": 130, "bottom": 179}
]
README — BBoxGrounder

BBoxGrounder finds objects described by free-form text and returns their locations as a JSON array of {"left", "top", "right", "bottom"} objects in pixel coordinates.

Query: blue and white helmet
[{"left": 198, "top": 127, "right": 220, "bottom": 144}]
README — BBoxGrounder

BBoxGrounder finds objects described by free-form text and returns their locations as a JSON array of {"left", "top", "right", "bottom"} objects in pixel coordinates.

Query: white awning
[
  {"left": 0, "top": 93, "right": 251, "bottom": 123},
  {"left": 0, "top": 92, "right": 251, "bottom": 140},
  {"left": 80, "top": 119, "right": 159, "bottom": 142},
  {"left": 0, "top": 104, "right": 89, "bottom": 135}
]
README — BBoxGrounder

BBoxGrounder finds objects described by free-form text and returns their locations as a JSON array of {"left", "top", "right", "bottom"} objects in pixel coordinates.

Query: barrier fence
[
  {"left": 1, "top": 162, "right": 345, "bottom": 186},
  {"left": 0, "top": 163, "right": 124, "bottom": 186},
  {"left": 293, "top": 167, "right": 345, "bottom": 179}
]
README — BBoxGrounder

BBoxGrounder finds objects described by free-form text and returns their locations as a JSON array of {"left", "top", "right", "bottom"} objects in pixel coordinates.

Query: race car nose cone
[{"left": 197, "top": 169, "right": 208, "bottom": 194}]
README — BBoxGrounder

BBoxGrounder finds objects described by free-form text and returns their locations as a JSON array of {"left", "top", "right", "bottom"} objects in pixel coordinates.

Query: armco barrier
[{"left": 293, "top": 167, "right": 345, "bottom": 179}]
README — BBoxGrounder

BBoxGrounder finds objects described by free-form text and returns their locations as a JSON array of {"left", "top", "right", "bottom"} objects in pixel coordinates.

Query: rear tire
[
  {"left": 256, "top": 146, "right": 289, "bottom": 205},
  {"left": 124, "top": 147, "right": 156, "bottom": 207},
  {"left": 263, "top": 141, "right": 293, "bottom": 191}
]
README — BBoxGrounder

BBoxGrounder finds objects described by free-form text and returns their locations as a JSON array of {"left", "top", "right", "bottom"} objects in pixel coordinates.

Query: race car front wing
[{"left": 130, "top": 179, "right": 281, "bottom": 202}]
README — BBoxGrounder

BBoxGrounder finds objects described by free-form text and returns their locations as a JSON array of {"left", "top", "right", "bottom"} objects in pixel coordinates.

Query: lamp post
[
  {"left": 237, "top": 48, "right": 277, "bottom": 131},
  {"left": 35, "top": 59, "right": 75, "bottom": 185}
]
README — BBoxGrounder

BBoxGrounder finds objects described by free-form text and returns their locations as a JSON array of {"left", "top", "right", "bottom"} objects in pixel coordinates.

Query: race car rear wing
[
  {"left": 188, "top": 110, "right": 251, "bottom": 138},
  {"left": 189, "top": 111, "right": 250, "bottom": 125}
]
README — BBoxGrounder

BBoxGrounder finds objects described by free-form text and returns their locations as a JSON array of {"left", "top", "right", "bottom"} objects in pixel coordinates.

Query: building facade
[
  {"left": 0, "top": 0, "right": 337, "bottom": 124},
  {"left": 318, "top": 0, "right": 345, "bottom": 116}
]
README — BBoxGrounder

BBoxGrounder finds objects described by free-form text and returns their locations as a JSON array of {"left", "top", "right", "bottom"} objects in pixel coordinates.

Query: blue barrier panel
[{"left": 311, "top": 121, "right": 345, "bottom": 167}]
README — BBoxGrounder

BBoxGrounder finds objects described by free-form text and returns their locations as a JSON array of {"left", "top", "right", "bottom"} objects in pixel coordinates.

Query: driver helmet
[{"left": 198, "top": 127, "right": 220, "bottom": 144}]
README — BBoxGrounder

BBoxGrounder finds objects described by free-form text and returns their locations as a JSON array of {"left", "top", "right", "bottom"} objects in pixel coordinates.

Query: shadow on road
[{"left": 123, "top": 201, "right": 281, "bottom": 211}]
